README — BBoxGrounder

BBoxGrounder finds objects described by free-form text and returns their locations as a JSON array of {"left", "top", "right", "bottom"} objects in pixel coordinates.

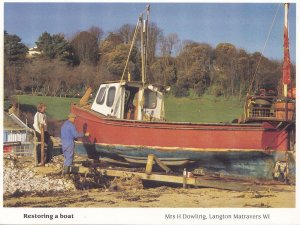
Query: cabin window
[
  {"left": 144, "top": 90, "right": 157, "bottom": 109},
  {"left": 96, "top": 87, "right": 106, "bottom": 105},
  {"left": 107, "top": 87, "right": 116, "bottom": 107}
]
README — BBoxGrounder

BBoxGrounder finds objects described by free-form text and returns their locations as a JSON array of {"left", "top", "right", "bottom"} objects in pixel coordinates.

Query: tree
[
  {"left": 213, "top": 43, "right": 238, "bottom": 96},
  {"left": 106, "top": 44, "right": 140, "bottom": 80},
  {"left": 150, "top": 57, "right": 177, "bottom": 85},
  {"left": 100, "top": 32, "right": 124, "bottom": 54},
  {"left": 36, "top": 32, "right": 53, "bottom": 57},
  {"left": 148, "top": 32, "right": 179, "bottom": 86},
  {"left": 175, "top": 42, "right": 212, "bottom": 96},
  {"left": 149, "top": 59, "right": 164, "bottom": 83},
  {"left": 159, "top": 33, "right": 180, "bottom": 57},
  {"left": 4, "top": 31, "right": 28, "bottom": 65},
  {"left": 172, "top": 74, "right": 189, "bottom": 97},
  {"left": 4, "top": 31, "right": 28, "bottom": 96},
  {"left": 117, "top": 24, "right": 135, "bottom": 44},
  {"left": 210, "top": 72, "right": 228, "bottom": 97},
  {"left": 147, "top": 23, "right": 162, "bottom": 65},
  {"left": 88, "top": 26, "right": 104, "bottom": 44},
  {"left": 235, "top": 53, "right": 250, "bottom": 98},
  {"left": 36, "top": 32, "right": 73, "bottom": 62},
  {"left": 71, "top": 31, "right": 99, "bottom": 66}
]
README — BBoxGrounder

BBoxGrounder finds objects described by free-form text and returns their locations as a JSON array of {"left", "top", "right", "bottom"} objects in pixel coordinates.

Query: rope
[
  {"left": 247, "top": 3, "right": 280, "bottom": 94},
  {"left": 120, "top": 19, "right": 140, "bottom": 82},
  {"left": 114, "top": 8, "right": 149, "bottom": 116}
]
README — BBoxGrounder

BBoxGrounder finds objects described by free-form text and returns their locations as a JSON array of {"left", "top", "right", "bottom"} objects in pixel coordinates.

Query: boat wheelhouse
[{"left": 91, "top": 81, "right": 167, "bottom": 121}]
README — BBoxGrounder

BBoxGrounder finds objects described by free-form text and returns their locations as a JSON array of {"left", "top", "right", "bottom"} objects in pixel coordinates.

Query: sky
[{"left": 4, "top": 2, "right": 296, "bottom": 62}]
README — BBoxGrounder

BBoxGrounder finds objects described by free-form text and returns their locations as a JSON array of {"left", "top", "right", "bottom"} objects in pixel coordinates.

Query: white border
[{"left": 1, "top": 0, "right": 299, "bottom": 225}]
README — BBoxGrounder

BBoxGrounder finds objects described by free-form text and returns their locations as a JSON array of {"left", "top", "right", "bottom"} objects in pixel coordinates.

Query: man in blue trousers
[{"left": 61, "top": 113, "right": 89, "bottom": 174}]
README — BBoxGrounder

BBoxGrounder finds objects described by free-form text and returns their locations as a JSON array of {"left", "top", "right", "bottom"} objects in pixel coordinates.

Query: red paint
[
  {"left": 71, "top": 104, "right": 289, "bottom": 152},
  {"left": 3, "top": 146, "right": 12, "bottom": 153}
]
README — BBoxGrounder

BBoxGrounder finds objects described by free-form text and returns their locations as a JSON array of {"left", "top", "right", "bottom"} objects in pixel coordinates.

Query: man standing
[
  {"left": 33, "top": 103, "right": 53, "bottom": 164},
  {"left": 61, "top": 113, "right": 89, "bottom": 174}
]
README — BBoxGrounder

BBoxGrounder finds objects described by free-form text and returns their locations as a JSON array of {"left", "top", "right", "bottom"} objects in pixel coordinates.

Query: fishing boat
[{"left": 71, "top": 4, "right": 295, "bottom": 181}]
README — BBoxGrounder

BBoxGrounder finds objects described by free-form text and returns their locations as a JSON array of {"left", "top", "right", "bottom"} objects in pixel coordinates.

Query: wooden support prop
[
  {"left": 153, "top": 155, "right": 171, "bottom": 174},
  {"left": 40, "top": 124, "right": 45, "bottom": 166},
  {"left": 79, "top": 87, "right": 92, "bottom": 107},
  {"left": 145, "top": 154, "right": 172, "bottom": 175},
  {"left": 145, "top": 154, "right": 154, "bottom": 175}
]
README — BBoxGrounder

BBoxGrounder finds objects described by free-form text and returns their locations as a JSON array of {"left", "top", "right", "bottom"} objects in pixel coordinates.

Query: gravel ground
[
  {"left": 3, "top": 154, "right": 75, "bottom": 196},
  {"left": 3, "top": 154, "right": 296, "bottom": 208}
]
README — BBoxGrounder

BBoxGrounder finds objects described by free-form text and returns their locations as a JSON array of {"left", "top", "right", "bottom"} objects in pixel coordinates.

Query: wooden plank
[
  {"left": 194, "top": 177, "right": 291, "bottom": 192},
  {"left": 153, "top": 155, "right": 171, "bottom": 173},
  {"left": 195, "top": 177, "right": 254, "bottom": 191},
  {"left": 97, "top": 169, "right": 284, "bottom": 192},
  {"left": 97, "top": 169, "right": 195, "bottom": 185},
  {"left": 77, "top": 166, "right": 221, "bottom": 186},
  {"left": 73, "top": 165, "right": 291, "bottom": 192}
]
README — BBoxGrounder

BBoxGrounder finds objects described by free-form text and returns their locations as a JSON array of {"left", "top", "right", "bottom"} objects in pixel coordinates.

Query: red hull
[{"left": 71, "top": 104, "right": 289, "bottom": 152}]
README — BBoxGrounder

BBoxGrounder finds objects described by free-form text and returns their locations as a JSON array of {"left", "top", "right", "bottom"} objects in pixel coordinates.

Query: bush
[
  {"left": 172, "top": 76, "right": 190, "bottom": 97},
  {"left": 194, "top": 82, "right": 206, "bottom": 97},
  {"left": 210, "top": 84, "right": 225, "bottom": 97},
  {"left": 172, "top": 85, "right": 189, "bottom": 97}
]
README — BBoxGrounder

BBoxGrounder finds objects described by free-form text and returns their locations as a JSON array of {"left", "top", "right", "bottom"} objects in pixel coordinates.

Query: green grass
[
  {"left": 164, "top": 95, "right": 244, "bottom": 123},
  {"left": 10, "top": 94, "right": 244, "bottom": 123},
  {"left": 12, "top": 95, "right": 79, "bottom": 120}
]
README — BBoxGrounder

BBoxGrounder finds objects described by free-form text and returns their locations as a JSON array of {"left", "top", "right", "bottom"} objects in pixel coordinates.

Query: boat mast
[
  {"left": 283, "top": 3, "right": 291, "bottom": 97},
  {"left": 145, "top": 5, "right": 150, "bottom": 84},
  {"left": 140, "top": 5, "right": 150, "bottom": 85},
  {"left": 140, "top": 15, "right": 145, "bottom": 84}
]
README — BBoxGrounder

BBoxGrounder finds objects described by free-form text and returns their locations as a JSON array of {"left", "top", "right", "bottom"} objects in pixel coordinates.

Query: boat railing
[
  {"left": 248, "top": 105, "right": 275, "bottom": 118},
  {"left": 245, "top": 97, "right": 295, "bottom": 122}
]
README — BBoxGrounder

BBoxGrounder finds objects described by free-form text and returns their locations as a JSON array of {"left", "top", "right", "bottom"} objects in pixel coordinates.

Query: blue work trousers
[{"left": 62, "top": 144, "right": 74, "bottom": 166}]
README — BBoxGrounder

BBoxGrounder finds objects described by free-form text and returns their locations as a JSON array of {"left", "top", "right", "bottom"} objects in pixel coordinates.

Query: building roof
[{"left": 4, "top": 113, "right": 31, "bottom": 131}]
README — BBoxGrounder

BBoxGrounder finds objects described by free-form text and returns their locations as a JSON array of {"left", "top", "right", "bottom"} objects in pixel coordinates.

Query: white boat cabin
[{"left": 91, "top": 81, "right": 167, "bottom": 121}]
